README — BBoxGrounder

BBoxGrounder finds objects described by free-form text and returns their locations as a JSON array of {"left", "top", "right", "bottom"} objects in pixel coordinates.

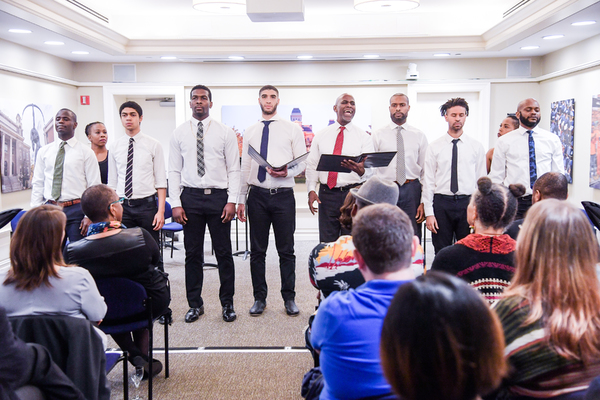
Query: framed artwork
[
  {"left": 0, "top": 100, "right": 54, "bottom": 193},
  {"left": 590, "top": 95, "right": 600, "bottom": 189},
  {"left": 550, "top": 98, "right": 574, "bottom": 183}
]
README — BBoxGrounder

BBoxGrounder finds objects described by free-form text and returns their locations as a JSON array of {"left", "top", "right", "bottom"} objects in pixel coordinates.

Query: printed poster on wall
[
  {"left": 0, "top": 99, "right": 54, "bottom": 193},
  {"left": 550, "top": 98, "right": 574, "bottom": 184},
  {"left": 591, "top": 95, "right": 600, "bottom": 189}
]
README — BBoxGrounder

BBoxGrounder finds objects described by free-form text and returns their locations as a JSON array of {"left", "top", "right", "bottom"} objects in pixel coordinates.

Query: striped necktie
[
  {"left": 125, "top": 138, "right": 134, "bottom": 198},
  {"left": 197, "top": 121, "right": 205, "bottom": 177},
  {"left": 51, "top": 141, "right": 66, "bottom": 200}
]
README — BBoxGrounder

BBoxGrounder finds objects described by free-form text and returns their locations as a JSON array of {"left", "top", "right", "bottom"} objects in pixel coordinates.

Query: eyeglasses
[{"left": 108, "top": 197, "right": 125, "bottom": 210}]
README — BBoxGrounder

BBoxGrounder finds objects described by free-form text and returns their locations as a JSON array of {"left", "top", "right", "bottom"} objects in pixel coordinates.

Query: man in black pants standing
[
  {"left": 108, "top": 101, "right": 167, "bottom": 260},
  {"left": 237, "top": 85, "right": 307, "bottom": 317},
  {"left": 169, "top": 85, "right": 240, "bottom": 323}
]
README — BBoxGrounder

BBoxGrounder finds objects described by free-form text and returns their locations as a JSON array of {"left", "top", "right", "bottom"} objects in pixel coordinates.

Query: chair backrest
[
  {"left": 10, "top": 209, "right": 26, "bottom": 232},
  {"left": 164, "top": 200, "right": 172, "bottom": 220},
  {"left": 9, "top": 314, "right": 110, "bottom": 400},
  {"left": 94, "top": 277, "right": 149, "bottom": 330}
]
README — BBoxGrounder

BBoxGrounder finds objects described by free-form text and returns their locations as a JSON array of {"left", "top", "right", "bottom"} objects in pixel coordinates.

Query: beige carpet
[{"left": 105, "top": 238, "right": 320, "bottom": 399}]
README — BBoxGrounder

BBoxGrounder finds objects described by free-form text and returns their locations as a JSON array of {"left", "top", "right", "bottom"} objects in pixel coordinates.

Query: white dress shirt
[
  {"left": 108, "top": 132, "right": 167, "bottom": 199},
  {"left": 489, "top": 126, "right": 565, "bottom": 195},
  {"left": 238, "top": 114, "right": 307, "bottom": 204},
  {"left": 305, "top": 122, "right": 374, "bottom": 193},
  {"left": 169, "top": 116, "right": 241, "bottom": 208},
  {"left": 422, "top": 133, "right": 486, "bottom": 216},
  {"left": 31, "top": 136, "right": 101, "bottom": 206},
  {"left": 372, "top": 122, "right": 428, "bottom": 182}
]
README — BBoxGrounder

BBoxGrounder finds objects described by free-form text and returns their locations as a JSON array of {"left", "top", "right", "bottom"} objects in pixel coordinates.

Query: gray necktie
[
  {"left": 197, "top": 122, "right": 205, "bottom": 177},
  {"left": 396, "top": 126, "right": 406, "bottom": 184}
]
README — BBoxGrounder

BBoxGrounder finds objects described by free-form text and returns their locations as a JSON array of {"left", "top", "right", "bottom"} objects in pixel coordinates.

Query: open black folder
[
  {"left": 316, "top": 151, "right": 397, "bottom": 173},
  {"left": 248, "top": 145, "right": 309, "bottom": 171}
]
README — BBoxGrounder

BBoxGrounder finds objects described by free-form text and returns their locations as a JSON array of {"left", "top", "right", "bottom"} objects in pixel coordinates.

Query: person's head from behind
[
  {"left": 81, "top": 184, "right": 123, "bottom": 224},
  {"left": 511, "top": 199, "right": 600, "bottom": 361},
  {"left": 5, "top": 205, "right": 67, "bottom": 290},
  {"left": 339, "top": 190, "right": 358, "bottom": 232},
  {"left": 532, "top": 172, "right": 568, "bottom": 204},
  {"left": 380, "top": 271, "right": 507, "bottom": 400},
  {"left": 352, "top": 204, "right": 416, "bottom": 277},
  {"left": 467, "top": 177, "right": 525, "bottom": 232},
  {"left": 349, "top": 176, "right": 399, "bottom": 217}
]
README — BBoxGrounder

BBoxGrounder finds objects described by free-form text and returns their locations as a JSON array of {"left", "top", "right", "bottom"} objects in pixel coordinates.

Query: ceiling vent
[
  {"left": 113, "top": 65, "right": 136, "bottom": 83},
  {"left": 65, "top": 0, "right": 109, "bottom": 23},
  {"left": 246, "top": 0, "right": 305, "bottom": 22},
  {"left": 503, "top": 0, "right": 531, "bottom": 18}
]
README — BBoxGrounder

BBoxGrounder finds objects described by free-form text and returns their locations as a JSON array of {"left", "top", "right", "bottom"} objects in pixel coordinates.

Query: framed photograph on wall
[
  {"left": 590, "top": 95, "right": 600, "bottom": 189},
  {"left": 550, "top": 98, "right": 574, "bottom": 183}
]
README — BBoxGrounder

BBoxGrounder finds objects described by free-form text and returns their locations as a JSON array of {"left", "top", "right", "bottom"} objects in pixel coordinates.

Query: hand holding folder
[
  {"left": 248, "top": 145, "right": 309, "bottom": 171},
  {"left": 316, "top": 151, "right": 397, "bottom": 173}
]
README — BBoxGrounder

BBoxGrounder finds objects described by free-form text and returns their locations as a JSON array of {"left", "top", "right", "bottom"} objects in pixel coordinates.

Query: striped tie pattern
[
  {"left": 197, "top": 121, "right": 205, "bottom": 177},
  {"left": 51, "top": 141, "right": 66, "bottom": 200},
  {"left": 396, "top": 126, "right": 406, "bottom": 185},
  {"left": 527, "top": 130, "right": 537, "bottom": 188},
  {"left": 125, "top": 137, "right": 134, "bottom": 198}
]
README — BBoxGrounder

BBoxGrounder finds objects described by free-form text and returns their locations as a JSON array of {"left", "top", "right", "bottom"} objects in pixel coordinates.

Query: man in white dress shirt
[
  {"left": 108, "top": 101, "right": 167, "bottom": 264},
  {"left": 423, "top": 98, "right": 486, "bottom": 254},
  {"left": 489, "top": 98, "right": 565, "bottom": 219},
  {"left": 236, "top": 85, "right": 307, "bottom": 317},
  {"left": 31, "top": 108, "right": 101, "bottom": 242},
  {"left": 372, "top": 93, "right": 428, "bottom": 240},
  {"left": 169, "top": 85, "right": 240, "bottom": 323},
  {"left": 306, "top": 93, "right": 373, "bottom": 243}
]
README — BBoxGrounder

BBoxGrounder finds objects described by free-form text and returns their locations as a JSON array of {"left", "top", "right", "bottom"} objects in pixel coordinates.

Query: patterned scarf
[{"left": 87, "top": 221, "right": 125, "bottom": 236}]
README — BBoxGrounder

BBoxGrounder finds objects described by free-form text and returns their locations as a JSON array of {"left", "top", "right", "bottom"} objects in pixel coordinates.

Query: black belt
[
  {"left": 435, "top": 194, "right": 470, "bottom": 200},
  {"left": 45, "top": 199, "right": 80, "bottom": 207},
  {"left": 322, "top": 183, "right": 361, "bottom": 192},
  {"left": 250, "top": 185, "right": 293, "bottom": 195},
  {"left": 183, "top": 187, "right": 227, "bottom": 195},
  {"left": 124, "top": 193, "right": 157, "bottom": 207},
  {"left": 395, "top": 178, "right": 418, "bottom": 186}
]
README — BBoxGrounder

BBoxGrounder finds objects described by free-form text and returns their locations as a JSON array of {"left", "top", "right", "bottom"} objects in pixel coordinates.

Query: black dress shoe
[
  {"left": 284, "top": 300, "right": 299, "bottom": 316},
  {"left": 158, "top": 308, "right": 172, "bottom": 325},
  {"left": 184, "top": 306, "right": 204, "bottom": 323},
  {"left": 249, "top": 300, "right": 266, "bottom": 316},
  {"left": 142, "top": 359, "right": 163, "bottom": 381},
  {"left": 222, "top": 305, "right": 237, "bottom": 322}
]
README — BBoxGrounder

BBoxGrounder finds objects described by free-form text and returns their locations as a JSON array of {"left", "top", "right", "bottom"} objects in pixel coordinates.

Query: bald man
[
  {"left": 489, "top": 98, "right": 565, "bottom": 219},
  {"left": 306, "top": 93, "right": 373, "bottom": 243}
]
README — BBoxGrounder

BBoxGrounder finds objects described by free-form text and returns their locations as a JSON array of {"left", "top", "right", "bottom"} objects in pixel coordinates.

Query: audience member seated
[
  {"left": 63, "top": 184, "right": 170, "bottom": 379},
  {"left": 0, "top": 205, "right": 107, "bottom": 346},
  {"left": 494, "top": 200, "right": 600, "bottom": 399},
  {"left": 431, "top": 177, "right": 525, "bottom": 304},
  {"left": 306, "top": 204, "right": 419, "bottom": 400},
  {"left": 309, "top": 177, "right": 424, "bottom": 300},
  {"left": 505, "top": 171, "right": 567, "bottom": 239},
  {"left": 0, "top": 307, "right": 85, "bottom": 400},
  {"left": 380, "top": 271, "right": 507, "bottom": 400}
]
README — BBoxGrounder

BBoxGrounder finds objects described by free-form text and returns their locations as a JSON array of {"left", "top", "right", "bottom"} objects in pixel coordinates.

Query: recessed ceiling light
[
  {"left": 8, "top": 29, "right": 31, "bottom": 34},
  {"left": 297, "top": 55, "right": 313, "bottom": 60},
  {"left": 542, "top": 34, "right": 564, "bottom": 40},
  {"left": 71, "top": 51, "right": 89, "bottom": 55},
  {"left": 228, "top": 56, "right": 244, "bottom": 60},
  {"left": 354, "top": 0, "right": 419, "bottom": 12},
  {"left": 521, "top": 46, "right": 540, "bottom": 50},
  {"left": 363, "top": 54, "right": 380, "bottom": 59},
  {"left": 44, "top": 41, "right": 64, "bottom": 46},
  {"left": 161, "top": 56, "right": 177, "bottom": 60},
  {"left": 433, "top": 53, "right": 450, "bottom": 57},
  {"left": 572, "top": 20, "right": 596, "bottom": 26}
]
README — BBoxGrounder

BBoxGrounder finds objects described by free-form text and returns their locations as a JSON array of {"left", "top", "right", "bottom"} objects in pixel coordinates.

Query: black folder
[
  {"left": 316, "top": 151, "right": 397, "bottom": 173},
  {"left": 248, "top": 145, "right": 309, "bottom": 171}
]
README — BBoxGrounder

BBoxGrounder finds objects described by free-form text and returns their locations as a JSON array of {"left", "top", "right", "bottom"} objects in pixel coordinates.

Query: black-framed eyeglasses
[{"left": 108, "top": 197, "right": 125, "bottom": 210}]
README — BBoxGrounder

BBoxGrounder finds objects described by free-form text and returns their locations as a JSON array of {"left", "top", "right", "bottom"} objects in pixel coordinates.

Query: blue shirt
[{"left": 311, "top": 279, "right": 411, "bottom": 400}]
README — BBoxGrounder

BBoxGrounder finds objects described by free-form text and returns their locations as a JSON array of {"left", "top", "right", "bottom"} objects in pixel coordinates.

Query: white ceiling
[{"left": 0, "top": 0, "right": 599, "bottom": 62}]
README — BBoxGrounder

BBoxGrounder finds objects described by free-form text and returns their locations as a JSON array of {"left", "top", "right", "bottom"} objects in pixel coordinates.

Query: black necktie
[
  {"left": 451, "top": 139, "right": 459, "bottom": 194},
  {"left": 125, "top": 138, "right": 134, "bottom": 198},
  {"left": 257, "top": 121, "right": 273, "bottom": 183}
]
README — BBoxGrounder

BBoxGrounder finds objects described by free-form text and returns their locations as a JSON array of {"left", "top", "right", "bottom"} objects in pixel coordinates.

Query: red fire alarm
[{"left": 80, "top": 95, "right": 90, "bottom": 105}]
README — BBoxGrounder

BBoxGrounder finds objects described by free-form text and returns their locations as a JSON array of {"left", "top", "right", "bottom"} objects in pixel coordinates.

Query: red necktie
[{"left": 327, "top": 126, "right": 345, "bottom": 189}]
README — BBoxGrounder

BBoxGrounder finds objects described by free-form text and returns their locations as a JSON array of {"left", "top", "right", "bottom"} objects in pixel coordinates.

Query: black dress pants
[
  {"left": 122, "top": 195, "right": 163, "bottom": 270},
  {"left": 431, "top": 194, "right": 471, "bottom": 254},
  {"left": 181, "top": 188, "right": 234, "bottom": 308},
  {"left": 247, "top": 186, "right": 296, "bottom": 302},
  {"left": 396, "top": 179, "right": 422, "bottom": 241},
  {"left": 63, "top": 203, "right": 85, "bottom": 243},
  {"left": 317, "top": 185, "right": 354, "bottom": 243}
]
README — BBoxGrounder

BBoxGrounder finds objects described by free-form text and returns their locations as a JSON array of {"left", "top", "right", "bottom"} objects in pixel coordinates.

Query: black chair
[
  {"left": 95, "top": 277, "right": 169, "bottom": 400},
  {"left": 105, "top": 350, "right": 129, "bottom": 399},
  {"left": 9, "top": 314, "right": 110, "bottom": 400}
]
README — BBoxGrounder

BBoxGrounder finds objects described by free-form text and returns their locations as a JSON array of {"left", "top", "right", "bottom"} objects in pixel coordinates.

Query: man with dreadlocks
[{"left": 422, "top": 97, "right": 486, "bottom": 254}]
